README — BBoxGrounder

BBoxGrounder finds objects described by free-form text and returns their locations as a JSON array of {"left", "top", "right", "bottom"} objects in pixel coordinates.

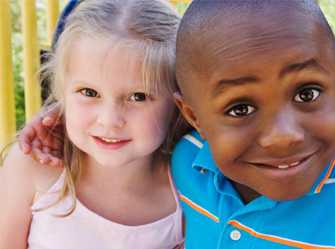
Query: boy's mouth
[{"left": 247, "top": 152, "right": 316, "bottom": 170}]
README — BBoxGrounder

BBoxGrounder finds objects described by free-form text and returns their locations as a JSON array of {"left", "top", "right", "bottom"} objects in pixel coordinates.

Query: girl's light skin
[
  {"left": 65, "top": 38, "right": 174, "bottom": 173},
  {"left": 0, "top": 37, "right": 178, "bottom": 248},
  {"left": 67, "top": 37, "right": 177, "bottom": 226},
  {"left": 0, "top": 0, "right": 183, "bottom": 247}
]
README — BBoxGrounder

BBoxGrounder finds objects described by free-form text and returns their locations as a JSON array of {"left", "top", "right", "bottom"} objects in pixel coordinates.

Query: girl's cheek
[
  {"left": 148, "top": 104, "right": 174, "bottom": 139},
  {"left": 65, "top": 97, "right": 96, "bottom": 125}
]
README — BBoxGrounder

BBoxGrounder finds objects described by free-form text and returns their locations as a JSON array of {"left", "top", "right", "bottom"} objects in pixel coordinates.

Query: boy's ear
[{"left": 173, "top": 92, "right": 205, "bottom": 138}]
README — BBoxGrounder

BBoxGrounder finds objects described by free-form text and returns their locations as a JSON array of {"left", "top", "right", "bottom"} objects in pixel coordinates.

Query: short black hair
[{"left": 176, "top": 0, "right": 334, "bottom": 95}]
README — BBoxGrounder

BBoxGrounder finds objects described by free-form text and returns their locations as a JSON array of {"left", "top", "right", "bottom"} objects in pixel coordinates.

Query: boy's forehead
[
  {"left": 201, "top": 15, "right": 323, "bottom": 69},
  {"left": 177, "top": 0, "right": 333, "bottom": 90},
  {"left": 176, "top": 0, "right": 334, "bottom": 98},
  {"left": 195, "top": 4, "right": 324, "bottom": 64}
]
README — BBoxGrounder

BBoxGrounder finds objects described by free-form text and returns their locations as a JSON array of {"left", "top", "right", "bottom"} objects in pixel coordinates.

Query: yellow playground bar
[{"left": 0, "top": 0, "right": 192, "bottom": 151}]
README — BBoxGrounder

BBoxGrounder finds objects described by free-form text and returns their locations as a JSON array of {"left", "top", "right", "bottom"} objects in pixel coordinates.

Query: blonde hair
[{"left": 41, "top": 0, "right": 189, "bottom": 215}]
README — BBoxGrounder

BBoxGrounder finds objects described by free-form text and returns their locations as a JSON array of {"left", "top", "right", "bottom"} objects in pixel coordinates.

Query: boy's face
[{"left": 177, "top": 15, "right": 335, "bottom": 201}]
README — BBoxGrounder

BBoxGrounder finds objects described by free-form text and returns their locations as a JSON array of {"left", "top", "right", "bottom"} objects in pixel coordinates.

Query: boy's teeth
[
  {"left": 276, "top": 161, "right": 300, "bottom": 169},
  {"left": 278, "top": 164, "right": 289, "bottom": 169},
  {"left": 290, "top": 161, "right": 300, "bottom": 166}
]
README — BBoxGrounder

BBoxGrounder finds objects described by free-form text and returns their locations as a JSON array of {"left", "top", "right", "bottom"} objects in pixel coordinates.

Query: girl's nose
[
  {"left": 96, "top": 104, "right": 126, "bottom": 129},
  {"left": 257, "top": 110, "right": 304, "bottom": 150}
]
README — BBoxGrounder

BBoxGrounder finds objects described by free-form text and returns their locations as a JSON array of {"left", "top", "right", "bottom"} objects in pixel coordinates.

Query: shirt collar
[
  {"left": 308, "top": 159, "right": 335, "bottom": 195},
  {"left": 192, "top": 141, "right": 220, "bottom": 174}
]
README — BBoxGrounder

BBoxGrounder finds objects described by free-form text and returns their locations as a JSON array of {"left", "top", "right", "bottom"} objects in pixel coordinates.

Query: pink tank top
[{"left": 28, "top": 170, "right": 183, "bottom": 249}]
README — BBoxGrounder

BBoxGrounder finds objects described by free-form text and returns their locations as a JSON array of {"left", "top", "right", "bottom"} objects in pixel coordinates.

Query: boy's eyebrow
[
  {"left": 279, "top": 58, "right": 327, "bottom": 78},
  {"left": 212, "top": 58, "right": 327, "bottom": 97},
  {"left": 212, "top": 76, "right": 259, "bottom": 97}
]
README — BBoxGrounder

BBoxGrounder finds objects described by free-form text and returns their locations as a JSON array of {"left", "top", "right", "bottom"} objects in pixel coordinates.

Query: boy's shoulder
[
  {"left": 171, "top": 130, "right": 208, "bottom": 188},
  {"left": 171, "top": 130, "right": 204, "bottom": 169},
  {"left": 172, "top": 130, "right": 205, "bottom": 162}
]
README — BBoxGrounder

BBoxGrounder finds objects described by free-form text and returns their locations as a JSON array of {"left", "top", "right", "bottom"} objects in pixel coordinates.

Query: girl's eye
[
  {"left": 79, "top": 88, "right": 99, "bottom": 98},
  {"left": 129, "top": 92, "right": 147, "bottom": 102},
  {"left": 294, "top": 87, "right": 321, "bottom": 103},
  {"left": 226, "top": 104, "right": 256, "bottom": 117}
]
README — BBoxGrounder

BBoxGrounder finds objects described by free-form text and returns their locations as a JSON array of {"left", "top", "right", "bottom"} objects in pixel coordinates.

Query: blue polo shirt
[{"left": 171, "top": 131, "right": 335, "bottom": 249}]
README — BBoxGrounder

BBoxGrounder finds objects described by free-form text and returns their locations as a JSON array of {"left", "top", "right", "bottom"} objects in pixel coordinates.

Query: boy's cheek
[
  {"left": 306, "top": 112, "right": 335, "bottom": 139},
  {"left": 206, "top": 128, "right": 253, "bottom": 163}
]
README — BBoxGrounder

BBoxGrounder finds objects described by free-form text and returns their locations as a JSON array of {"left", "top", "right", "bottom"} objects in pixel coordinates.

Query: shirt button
[
  {"left": 200, "top": 168, "right": 207, "bottom": 174},
  {"left": 230, "top": 230, "right": 241, "bottom": 241}
]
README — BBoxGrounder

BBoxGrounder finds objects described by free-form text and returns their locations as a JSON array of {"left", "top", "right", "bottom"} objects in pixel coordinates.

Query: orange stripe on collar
[
  {"left": 179, "top": 194, "right": 219, "bottom": 223},
  {"left": 315, "top": 160, "right": 335, "bottom": 194}
]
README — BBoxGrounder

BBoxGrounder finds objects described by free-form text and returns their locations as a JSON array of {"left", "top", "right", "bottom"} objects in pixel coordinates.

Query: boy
[{"left": 172, "top": 0, "right": 335, "bottom": 248}]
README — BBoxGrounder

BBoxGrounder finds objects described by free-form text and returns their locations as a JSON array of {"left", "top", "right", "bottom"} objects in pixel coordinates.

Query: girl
[{"left": 0, "top": 1, "right": 186, "bottom": 248}]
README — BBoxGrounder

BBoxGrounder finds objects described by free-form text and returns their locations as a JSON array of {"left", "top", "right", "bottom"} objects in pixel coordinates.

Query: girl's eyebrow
[
  {"left": 279, "top": 58, "right": 328, "bottom": 79},
  {"left": 68, "top": 80, "right": 93, "bottom": 86}
]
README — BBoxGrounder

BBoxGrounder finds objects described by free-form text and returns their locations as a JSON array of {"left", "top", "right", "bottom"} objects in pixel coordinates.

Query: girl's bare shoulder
[
  {"left": 1, "top": 143, "right": 63, "bottom": 197},
  {"left": 0, "top": 143, "right": 63, "bottom": 247}
]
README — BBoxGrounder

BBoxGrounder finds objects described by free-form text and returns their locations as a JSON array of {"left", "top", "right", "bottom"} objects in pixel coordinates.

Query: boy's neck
[{"left": 233, "top": 182, "right": 261, "bottom": 204}]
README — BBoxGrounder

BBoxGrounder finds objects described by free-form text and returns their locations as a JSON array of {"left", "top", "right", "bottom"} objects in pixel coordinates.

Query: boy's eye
[
  {"left": 129, "top": 92, "right": 147, "bottom": 102},
  {"left": 226, "top": 104, "right": 256, "bottom": 117},
  {"left": 294, "top": 87, "right": 321, "bottom": 103},
  {"left": 79, "top": 88, "right": 99, "bottom": 98}
]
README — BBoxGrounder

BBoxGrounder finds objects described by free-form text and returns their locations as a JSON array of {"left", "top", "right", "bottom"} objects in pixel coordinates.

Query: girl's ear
[{"left": 173, "top": 92, "right": 205, "bottom": 139}]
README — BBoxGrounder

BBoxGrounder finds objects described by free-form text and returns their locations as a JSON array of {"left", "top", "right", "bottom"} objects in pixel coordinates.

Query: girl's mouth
[
  {"left": 99, "top": 137, "right": 124, "bottom": 143},
  {"left": 92, "top": 136, "right": 132, "bottom": 149}
]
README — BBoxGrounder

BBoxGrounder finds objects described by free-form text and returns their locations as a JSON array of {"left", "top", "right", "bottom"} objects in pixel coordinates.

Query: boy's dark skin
[{"left": 175, "top": 0, "right": 335, "bottom": 203}]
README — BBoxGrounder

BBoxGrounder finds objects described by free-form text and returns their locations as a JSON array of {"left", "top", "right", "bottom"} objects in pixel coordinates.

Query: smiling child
[{"left": 173, "top": 0, "right": 335, "bottom": 248}]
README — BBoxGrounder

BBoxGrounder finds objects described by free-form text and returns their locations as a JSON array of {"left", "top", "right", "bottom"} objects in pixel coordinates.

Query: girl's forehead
[
  {"left": 70, "top": 36, "right": 144, "bottom": 64},
  {"left": 67, "top": 38, "right": 142, "bottom": 74},
  {"left": 64, "top": 37, "right": 165, "bottom": 94}
]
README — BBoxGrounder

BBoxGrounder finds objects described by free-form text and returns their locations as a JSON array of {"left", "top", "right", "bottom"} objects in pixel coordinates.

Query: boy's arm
[
  {"left": 19, "top": 103, "right": 64, "bottom": 167},
  {"left": 0, "top": 144, "right": 37, "bottom": 249}
]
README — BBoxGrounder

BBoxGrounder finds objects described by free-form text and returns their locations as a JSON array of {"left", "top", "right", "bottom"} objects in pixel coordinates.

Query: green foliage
[
  {"left": 10, "top": 1, "right": 25, "bottom": 129},
  {"left": 10, "top": 0, "right": 65, "bottom": 129}
]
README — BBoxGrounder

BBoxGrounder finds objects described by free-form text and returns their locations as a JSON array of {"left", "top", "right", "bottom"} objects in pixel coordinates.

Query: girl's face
[{"left": 63, "top": 38, "right": 174, "bottom": 168}]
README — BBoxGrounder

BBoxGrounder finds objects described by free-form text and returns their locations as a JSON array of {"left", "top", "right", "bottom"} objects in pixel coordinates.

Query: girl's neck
[{"left": 78, "top": 153, "right": 165, "bottom": 194}]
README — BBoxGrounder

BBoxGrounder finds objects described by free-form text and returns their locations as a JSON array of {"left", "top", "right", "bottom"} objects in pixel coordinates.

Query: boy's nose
[
  {"left": 257, "top": 111, "right": 304, "bottom": 150},
  {"left": 96, "top": 104, "right": 126, "bottom": 129}
]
